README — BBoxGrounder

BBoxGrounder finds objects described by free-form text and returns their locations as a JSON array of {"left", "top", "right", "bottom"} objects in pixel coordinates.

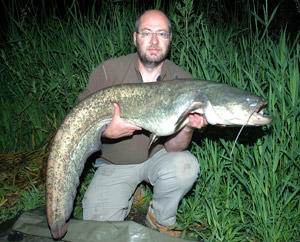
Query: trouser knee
[
  {"left": 172, "top": 151, "right": 200, "bottom": 187},
  {"left": 156, "top": 151, "right": 200, "bottom": 190}
]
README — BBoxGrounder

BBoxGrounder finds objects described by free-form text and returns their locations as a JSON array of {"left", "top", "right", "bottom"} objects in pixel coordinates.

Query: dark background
[{"left": 1, "top": 0, "right": 300, "bottom": 41}]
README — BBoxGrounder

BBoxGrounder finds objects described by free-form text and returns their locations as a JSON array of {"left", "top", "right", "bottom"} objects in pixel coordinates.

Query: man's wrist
[{"left": 183, "top": 125, "right": 195, "bottom": 132}]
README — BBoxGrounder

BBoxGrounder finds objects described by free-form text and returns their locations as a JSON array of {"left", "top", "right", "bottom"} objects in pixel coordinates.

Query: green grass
[
  {"left": 0, "top": 176, "right": 45, "bottom": 223},
  {"left": 0, "top": 0, "right": 299, "bottom": 241}
]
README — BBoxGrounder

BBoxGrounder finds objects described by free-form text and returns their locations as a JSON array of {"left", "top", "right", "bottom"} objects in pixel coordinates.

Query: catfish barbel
[{"left": 46, "top": 79, "right": 273, "bottom": 239}]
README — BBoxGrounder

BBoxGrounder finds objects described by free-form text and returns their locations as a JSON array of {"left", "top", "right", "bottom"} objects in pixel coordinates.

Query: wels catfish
[{"left": 46, "top": 79, "right": 273, "bottom": 239}]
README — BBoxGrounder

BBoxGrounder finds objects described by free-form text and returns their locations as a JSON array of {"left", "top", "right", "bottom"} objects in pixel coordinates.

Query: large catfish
[{"left": 46, "top": 79, "right": 273, "bottom": 239}]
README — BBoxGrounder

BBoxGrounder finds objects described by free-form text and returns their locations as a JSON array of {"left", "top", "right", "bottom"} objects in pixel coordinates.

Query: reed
[{"left": 0, "top": 0, "right": 299, "bottom": 241}]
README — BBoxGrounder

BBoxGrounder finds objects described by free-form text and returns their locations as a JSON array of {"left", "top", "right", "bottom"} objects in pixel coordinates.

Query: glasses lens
[{"left": 139, "top": 31, "right": 169, "bottom": 39}]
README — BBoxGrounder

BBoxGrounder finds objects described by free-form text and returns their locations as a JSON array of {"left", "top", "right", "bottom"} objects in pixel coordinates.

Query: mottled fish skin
[{"left": 46, "top": 79, "right": 273, "bottom": 239}]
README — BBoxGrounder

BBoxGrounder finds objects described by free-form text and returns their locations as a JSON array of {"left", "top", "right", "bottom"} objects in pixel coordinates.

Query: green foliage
[
  {"left": 0, "top": 1, "right": 137, "bottom": 152},
  {"left": 72, "top": 164, "right": 95, "bottom": 220},
  {"left": 0, "top": 175, "right": 45, "bottom": 223},
  {"left": 0, "top": 0, "right": 299, "bottom": 241}
]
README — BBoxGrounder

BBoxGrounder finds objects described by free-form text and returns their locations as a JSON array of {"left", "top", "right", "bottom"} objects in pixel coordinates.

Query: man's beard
[{"left": 136, "top": 41, "right": 170, "bottom": 69}]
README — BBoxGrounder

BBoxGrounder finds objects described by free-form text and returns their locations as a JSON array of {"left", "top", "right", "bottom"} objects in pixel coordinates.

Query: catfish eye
[{"left": 249, "top": 102, "right": 258, "bottom": 111}]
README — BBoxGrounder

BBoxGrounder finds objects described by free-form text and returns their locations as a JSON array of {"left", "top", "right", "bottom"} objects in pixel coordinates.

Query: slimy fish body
[{"left": 46, "top": 79, "right": 273, "bottom": 239}]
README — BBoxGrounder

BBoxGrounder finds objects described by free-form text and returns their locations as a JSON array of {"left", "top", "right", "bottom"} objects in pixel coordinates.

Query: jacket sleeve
[
  {"left": 78, "top": 62, "right": 111, "bottom": 101},
  {"left": 78, "top": 54, "right": 137, "bottom": 101}
]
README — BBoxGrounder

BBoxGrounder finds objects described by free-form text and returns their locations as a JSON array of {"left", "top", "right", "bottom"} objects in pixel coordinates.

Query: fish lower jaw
[
  {"left": 212, "top": 118, "right": 272, "bottom": 126},
  {"left": 247, "top": 119, "right": 273, "bottom": 126}
]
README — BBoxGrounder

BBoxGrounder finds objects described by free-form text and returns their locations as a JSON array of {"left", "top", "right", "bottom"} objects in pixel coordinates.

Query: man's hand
[
  {"left": 164, "top": 113, "right": 208, "bottom": 152},
  {"left": 102, "top": 103, "right": 142, "bottom": 139},
  {"left": 184, "top": 113, "right": 208, "bottom": 131}
]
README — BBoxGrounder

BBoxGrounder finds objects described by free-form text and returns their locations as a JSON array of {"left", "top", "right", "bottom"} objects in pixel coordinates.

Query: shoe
[{"left": 145, "top": 202, "right": 183, "bottom": 238}]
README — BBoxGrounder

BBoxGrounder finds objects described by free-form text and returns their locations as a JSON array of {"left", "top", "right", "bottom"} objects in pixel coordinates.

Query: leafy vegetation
[{"left": 0, "top": 0, "right": 299, "bottom": 241}]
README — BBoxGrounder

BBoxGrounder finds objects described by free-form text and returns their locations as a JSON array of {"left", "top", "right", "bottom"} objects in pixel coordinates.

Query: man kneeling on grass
[{"left": 79, "top": 9, "right": 208, "bottom": 237}]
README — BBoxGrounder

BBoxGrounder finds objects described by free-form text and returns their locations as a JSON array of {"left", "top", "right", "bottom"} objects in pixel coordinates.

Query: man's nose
[{"left": 150, "top": 33, "right": 159, "bottom": 44}]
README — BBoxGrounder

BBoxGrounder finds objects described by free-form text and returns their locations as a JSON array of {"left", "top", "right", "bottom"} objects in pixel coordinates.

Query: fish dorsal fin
[{"left": 175, "top": 101, "right": 204, "bottom": 128}]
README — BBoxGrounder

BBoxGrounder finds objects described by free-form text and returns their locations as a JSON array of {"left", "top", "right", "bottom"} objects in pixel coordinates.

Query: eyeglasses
[{"left": 137, "top": 30, "right": 170, "bottom": 39}]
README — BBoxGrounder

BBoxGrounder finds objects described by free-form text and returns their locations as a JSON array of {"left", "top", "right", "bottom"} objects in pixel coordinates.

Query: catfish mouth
[
  {"left": 213, "top": 100, "right": 274, "bottom": 126},
  {"left": 250, "top": 102, "right": 273, "bottom": 124}
]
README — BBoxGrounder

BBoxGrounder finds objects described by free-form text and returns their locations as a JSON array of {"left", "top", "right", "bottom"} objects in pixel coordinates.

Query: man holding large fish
[
  {"left": 79, "top": 9, "right": 206, "bottom": 237},
  {"left": 46, "top": 7, "right": 273, "bottom": 239}
]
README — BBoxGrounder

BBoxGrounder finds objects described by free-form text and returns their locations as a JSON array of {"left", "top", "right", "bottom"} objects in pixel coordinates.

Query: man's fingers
[
  {"left": 188, "top": 113, "right": 208, "bottom": 129},
  {"left": 112, "top": 103, "right": 120, "bottom": 118},
  {"left": 124, "top": 122, "right": 142, "bottom": 131}
]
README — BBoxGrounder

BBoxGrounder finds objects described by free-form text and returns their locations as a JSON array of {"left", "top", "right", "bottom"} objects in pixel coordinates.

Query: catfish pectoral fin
[{"left": 175, "top": 101, "right": 204, "bottom": 127}]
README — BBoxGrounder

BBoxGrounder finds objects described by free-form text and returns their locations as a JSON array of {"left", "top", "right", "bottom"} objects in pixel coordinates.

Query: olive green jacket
[{"left": 79, "top": 53, "right": 192, "bottom": 164}]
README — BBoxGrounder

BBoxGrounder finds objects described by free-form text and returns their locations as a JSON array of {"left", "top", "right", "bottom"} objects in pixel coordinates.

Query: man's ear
[{"left": 133, "top": 32, "right": 137, "bottom": 47}]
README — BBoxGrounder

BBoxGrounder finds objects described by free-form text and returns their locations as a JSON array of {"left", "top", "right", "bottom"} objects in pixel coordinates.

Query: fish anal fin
[{"left": 149, "top": 134, "right": 159, "bottom": 149}]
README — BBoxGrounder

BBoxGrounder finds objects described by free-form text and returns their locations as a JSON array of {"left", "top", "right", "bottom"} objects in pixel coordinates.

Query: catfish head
[{"left": 175, "top": 82, "right": 273, "bottom": 127}]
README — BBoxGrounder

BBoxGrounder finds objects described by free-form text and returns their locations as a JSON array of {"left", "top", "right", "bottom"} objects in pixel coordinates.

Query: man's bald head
[{"left": 135, "top": 10, "right": 171, "bottom": 33}]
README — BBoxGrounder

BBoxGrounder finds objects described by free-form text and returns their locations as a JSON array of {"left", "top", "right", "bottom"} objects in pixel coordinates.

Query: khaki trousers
[{"left": 82, "top": 148, "right": 199, "bottom": 226}]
